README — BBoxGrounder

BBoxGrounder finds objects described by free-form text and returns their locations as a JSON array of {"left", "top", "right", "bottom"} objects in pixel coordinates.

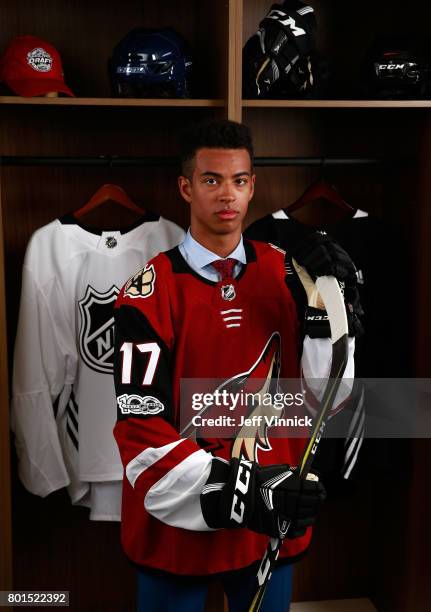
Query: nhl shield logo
[
  {"left": 221, "top": 284, "right": 236, "bottom": 301},
  {"left": 78, "top": 285, "right": 120, "bottom": 374}
]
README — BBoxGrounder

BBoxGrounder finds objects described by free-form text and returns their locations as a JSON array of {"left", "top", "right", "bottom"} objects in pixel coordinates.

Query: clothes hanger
[
  {"left": 73, "top": 184, "right": 145, "bottom": 219},
  {"left": 285, "top": 158, "right": 355, "bottom": 215}
]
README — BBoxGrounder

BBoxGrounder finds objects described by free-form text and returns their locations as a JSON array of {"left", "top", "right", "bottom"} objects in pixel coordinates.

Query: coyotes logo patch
[{"left": 124, "top": 264, "right": 156, "bottom": 299}]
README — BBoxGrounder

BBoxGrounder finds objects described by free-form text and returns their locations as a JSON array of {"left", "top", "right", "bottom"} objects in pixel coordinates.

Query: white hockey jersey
[{"left": 11, "top": 212, "right": 185, "bottom": 519}]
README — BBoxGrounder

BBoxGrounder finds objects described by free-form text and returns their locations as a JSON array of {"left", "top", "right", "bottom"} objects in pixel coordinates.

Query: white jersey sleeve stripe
[
  {"left": 343, "top": 432, "right": 364, "bottom": 480},
  {"left": 125, "top": 438, "right": 185, "bottom": 488},
  {"left": 144, "top": 449, "right": 213, "bottom": 531}
]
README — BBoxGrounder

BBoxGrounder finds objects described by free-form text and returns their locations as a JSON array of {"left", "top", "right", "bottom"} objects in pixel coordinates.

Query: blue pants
[{"left": 137, "top": 563, "right": 293, "bottom": 612}]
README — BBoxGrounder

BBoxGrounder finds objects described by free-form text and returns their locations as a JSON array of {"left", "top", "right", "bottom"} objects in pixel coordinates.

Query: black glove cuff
[
  {"left": 200, "top": 457, "right": 230, "bottom": 529},
  {"left": 201, "top": 457, "right": 256, "bottom": 530},
  {"left": 304, "top": 306, "right": 331, "bottom": 338},
  {"left": 305, "top": 305, "right": 364, "bottom": 339}
]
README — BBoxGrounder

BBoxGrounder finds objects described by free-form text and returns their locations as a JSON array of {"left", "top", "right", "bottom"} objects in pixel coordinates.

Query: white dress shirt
[{"left": 179, "top": 228, "right": 246, "bottom": 281}]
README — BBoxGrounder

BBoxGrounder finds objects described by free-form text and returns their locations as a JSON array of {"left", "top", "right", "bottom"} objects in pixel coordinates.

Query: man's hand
[
  {"left": 288, "top": 226, "right": 364, "bottom": 337},
  {"left": 200, "top": 457, "right": 326, "bottom": 539},
  {"left": 289, "top": 228, "right": 357, "bottom": 283}
]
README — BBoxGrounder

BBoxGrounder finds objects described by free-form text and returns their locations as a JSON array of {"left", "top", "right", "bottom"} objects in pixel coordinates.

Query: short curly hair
[{"left": 178, "top": 119, "right": 254, "bottom": 178}]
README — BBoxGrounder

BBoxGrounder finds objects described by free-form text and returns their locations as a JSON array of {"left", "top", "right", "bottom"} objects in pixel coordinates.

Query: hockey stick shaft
[{"left": 248, "top": 275, "right": 349, "bottom": 612}]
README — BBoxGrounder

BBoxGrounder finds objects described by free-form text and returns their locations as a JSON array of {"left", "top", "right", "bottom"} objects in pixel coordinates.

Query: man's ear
[
  {"left": 249, "top": 173, "right": 256, "bottom": 201},
  {"left": 178, "top": 175, "right": 192, "bottom": 204}
]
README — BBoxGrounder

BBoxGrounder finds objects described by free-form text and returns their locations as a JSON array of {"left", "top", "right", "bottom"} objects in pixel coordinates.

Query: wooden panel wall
[
  {"left": 416, "top": 112, "right": 431, "bottom": 377},
  {"left": 0, "top": 174, "right": 13, "bottom": 591},
  {"left": 393, "top": 111, "right": 431, "bottom": 612}
]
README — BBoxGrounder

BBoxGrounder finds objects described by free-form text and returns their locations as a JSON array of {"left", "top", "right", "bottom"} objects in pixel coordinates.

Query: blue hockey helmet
[{"left": 110, "top": 28, "right": 193, "bottom": 98}]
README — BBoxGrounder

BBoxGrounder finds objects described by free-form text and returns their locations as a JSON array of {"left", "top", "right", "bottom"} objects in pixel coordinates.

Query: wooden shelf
[
  {"left": 0, "top": 97, "right": 225, "bottom": 108},
  {"left": 3, "top": 96, "right": 428, "bottom": 112},
  {"left": 243, "top": 99, "right": 431, "bottom": 109}
]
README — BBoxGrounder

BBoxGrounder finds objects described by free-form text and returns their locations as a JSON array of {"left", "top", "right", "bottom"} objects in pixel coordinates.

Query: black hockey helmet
[
  {"left": 363, "top": 36, "right": 430, "bottom": 99},
  {"left": 109, "top": 28, "right": 193, "bottom": 98}
]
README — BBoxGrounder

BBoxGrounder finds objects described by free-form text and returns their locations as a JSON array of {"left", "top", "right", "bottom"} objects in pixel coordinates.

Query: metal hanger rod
[{"left": 0, "top": 155, "right": 406, "bottom": 167}]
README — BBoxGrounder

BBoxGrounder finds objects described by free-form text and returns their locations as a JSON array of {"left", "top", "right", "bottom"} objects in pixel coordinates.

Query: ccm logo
[
  {"left": 230, "top": 459, "right": 253, "bottom": 524},
  {"left": 311, "top": 421, "right": 326, "bottom": 455},
  {"left": 379, "top": 64, "right": 405, "bottom": 70}
]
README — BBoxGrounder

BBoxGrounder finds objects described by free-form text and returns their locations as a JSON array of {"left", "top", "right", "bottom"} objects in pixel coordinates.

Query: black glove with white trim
[
  {"left": 288, "top": 225, "right": 357, "bottom": 283},
  {"left": 243, "top": 0, "right": 316, "bottom": 98},
  {"left": 287, "top": 224, "right": 364, "bottom": 337},
  {"left": 200, "top": 457, "right": 326, "bottom": 539}
]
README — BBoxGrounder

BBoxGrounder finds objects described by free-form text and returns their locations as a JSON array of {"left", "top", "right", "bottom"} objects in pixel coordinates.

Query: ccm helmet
[
  {"left": 110, "top": 28, "right": 193, "bottom": 98},
  {"left": 364, "top": 36, "right": 430, "bottom": 99}
]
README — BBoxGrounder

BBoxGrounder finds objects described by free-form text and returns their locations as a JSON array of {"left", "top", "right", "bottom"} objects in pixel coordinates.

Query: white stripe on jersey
[
  {"left": 343, "top": 433, "right": 364, "bottom": 480},
  {"left": 144, "top": 449, "right": 213, "bottom": 531},
  {"left": 126, "top": 438, "right": 185, "bottom": 488}
]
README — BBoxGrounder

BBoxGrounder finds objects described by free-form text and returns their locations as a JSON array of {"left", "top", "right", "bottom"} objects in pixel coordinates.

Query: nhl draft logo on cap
[
  {"left": 221, "top": 284, "right": 236, "bottom": 301},
  {"left": 27, "top": 48, "right": 53, "bottom": 72}
]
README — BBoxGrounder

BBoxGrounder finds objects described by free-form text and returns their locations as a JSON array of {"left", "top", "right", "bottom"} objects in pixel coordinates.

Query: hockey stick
[{"left": 247, "top": 264, "right": 349, "bottom": 612}]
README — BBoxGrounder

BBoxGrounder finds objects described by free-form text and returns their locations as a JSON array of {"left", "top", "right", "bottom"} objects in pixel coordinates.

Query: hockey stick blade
[{"left": 248, "top": 273, "right": 349, "bottom": 612}]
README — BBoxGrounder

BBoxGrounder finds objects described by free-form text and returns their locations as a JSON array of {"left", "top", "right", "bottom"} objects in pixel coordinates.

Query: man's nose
[{"left": 219, "top": 182, "right": 236, "bottom": 203}]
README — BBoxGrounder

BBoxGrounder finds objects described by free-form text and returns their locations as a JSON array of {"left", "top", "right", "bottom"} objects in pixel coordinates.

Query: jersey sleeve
[
  {"left": 113, "top": 260, "right": 214, "bottom": 531},
  {"left": 247, "top": 222, "right": 360, "bottom": 480},
  {"left": 301, "top": 336, "right": 355, "bottom": 412},
  {"left": 280, "top": 248, "right": 356, "bottom": 416},
  {"left": 11, "top": 262, "right": 72, "bottom": 497}
]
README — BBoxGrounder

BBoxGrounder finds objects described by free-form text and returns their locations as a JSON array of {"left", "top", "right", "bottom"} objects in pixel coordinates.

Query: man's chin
[
  {"left": 212, "top": 223, "right": 242, "bottom": 236},
  {"left": 213, "top": 217, "right": 244, "bottom": 233}
]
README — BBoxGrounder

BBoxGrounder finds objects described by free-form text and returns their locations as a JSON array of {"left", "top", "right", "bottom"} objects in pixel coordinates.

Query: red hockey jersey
[{"left": 113, "top": 240, "right": 312, "bottom": 575}]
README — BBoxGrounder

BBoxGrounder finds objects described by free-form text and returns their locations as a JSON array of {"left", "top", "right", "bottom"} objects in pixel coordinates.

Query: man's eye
[
  {"left": 205, "top": 178, "right": 217, "bottom": 185},
  {"left": 236, "top": 178, "right": 248, "bottom": 186}
]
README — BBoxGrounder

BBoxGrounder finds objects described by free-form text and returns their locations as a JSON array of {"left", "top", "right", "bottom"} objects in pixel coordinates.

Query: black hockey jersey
[{"left": 244, "top": 209, "right": 369, "bottom": 482}]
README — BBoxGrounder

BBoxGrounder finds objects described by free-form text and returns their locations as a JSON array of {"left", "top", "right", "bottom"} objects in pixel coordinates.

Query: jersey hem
[{"left": 124, "top": 545, "right": 310, "bottom": 578}]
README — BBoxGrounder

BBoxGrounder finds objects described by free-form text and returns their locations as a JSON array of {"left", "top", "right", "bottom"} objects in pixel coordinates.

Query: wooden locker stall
[
  {"left": 239, "top": 2, "right": 431, "bottom": 611},
  {"left": 0, "top": 1, "right": 229, "bottom": 610},
  {"left": 0, "top": 1, "right": 430, "bottom": 610}
]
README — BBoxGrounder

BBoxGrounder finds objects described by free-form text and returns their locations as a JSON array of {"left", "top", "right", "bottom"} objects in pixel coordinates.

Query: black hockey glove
[
  {"left": 243, "top": 0, "right": 316, "bottom": 98},
  {"left": 288, "top": 225, "right": 357, "bottom": 283},
  {"left": 201, "top": 457, "right": 326, "bottom": 539},
  {"left": 287, "top": 225, "right": 364, "bottom": 337}
]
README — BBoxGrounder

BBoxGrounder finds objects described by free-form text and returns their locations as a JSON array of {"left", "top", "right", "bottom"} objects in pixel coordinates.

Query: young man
[{"left": 113, "top": 120, "right": 359, "bottom": 611}]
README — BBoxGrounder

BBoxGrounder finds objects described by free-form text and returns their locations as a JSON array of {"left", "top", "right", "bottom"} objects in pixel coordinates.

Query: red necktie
[{"left": 211, "top": 258, "right": 237, "bottom": 281}]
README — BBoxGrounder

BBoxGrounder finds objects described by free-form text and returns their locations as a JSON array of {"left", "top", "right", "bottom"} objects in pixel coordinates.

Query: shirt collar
[{"left": 182, "top": 228, "right": 247, "bottom": 272}]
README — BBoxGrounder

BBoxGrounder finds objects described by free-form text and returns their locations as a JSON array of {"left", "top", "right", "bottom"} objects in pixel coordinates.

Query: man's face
[{"left": 178, "top": 147, "right": 255, "bottom": 238}]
